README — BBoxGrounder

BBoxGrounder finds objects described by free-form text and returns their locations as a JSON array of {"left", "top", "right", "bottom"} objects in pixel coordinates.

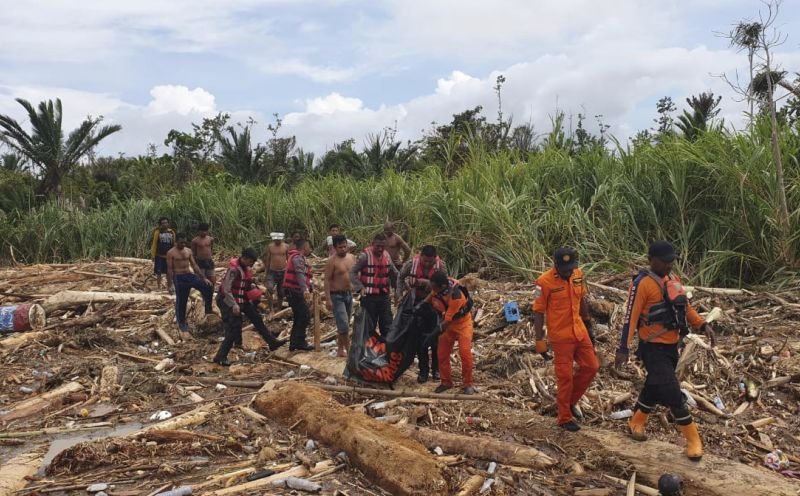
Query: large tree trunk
[
  {"left": 42, "top": 290, "right": 172, "bottom": 312},
  {"left": 582, "top": 427, "right": 800, "bottom": 496},
  {"left": 397, "top": 424, "right": 555, "bottom": 469},
  {"left": 254, "top": 383, "right": 448, "bottom": 495}
]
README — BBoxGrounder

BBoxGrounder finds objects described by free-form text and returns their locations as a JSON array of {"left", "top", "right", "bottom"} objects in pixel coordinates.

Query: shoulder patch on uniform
[{"left": 534, "top": 285, "right": 542, "bottom": 298}]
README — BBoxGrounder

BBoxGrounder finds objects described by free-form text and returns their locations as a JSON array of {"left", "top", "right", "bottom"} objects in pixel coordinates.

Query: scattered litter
[
  {"left": 433, "top": 446, "right": 444, "bottom": 456},
  {"left": 658, "top": 474, "right": 683, "bottom": 496},
  {"left": 19, "top": 386, "right": 34, "bottom": 394},
  {"left": 305, "top": 439, "right": 317, "bottom": 450},
  {"left": 488, "top": 461, "right": 497, "bottom": 474},
  {"left": 283, "top": 371, "right": 296, "bottom": 378},
  {"left": 149, "top": 410, "right": 172, "bottom": 421},
  {"left": 86, "top": 483, "right": 109, "bottom": 493},
  {"left": 215, "top": 383, "right": 227, "bottom": 391},
  {"left": 479, "top": 478, "right": 495, "bottom": 494},
  {"left": 272, "top": 477, "right": 322, "bottom": 493},
  {"left": 154, "top": 486, "right": 193, "bottom": 496},
  {"left": 323, "top": 376, "right": 338, "bottom": 385},
  {"left": 765, "top": 450, "right": 791, "bottom": 471},
  {"left": 608, "top": 409, "right": 633, "bottom": 420},
  {"left": 299, "top": 364, "right": 311, "bottom": 372}
]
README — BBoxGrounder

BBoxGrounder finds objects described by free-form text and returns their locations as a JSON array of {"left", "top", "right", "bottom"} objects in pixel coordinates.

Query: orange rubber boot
[
  {"left": 628, "top": 410, "right": 649, "bottom": 441},
  {"left": 677, "top": 422, "right": 704, "bottom": 460}
]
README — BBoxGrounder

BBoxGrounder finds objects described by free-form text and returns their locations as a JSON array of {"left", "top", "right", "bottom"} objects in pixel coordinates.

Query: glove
[{"left": 535, "top": 339, "right": 548, "bottom": 354}]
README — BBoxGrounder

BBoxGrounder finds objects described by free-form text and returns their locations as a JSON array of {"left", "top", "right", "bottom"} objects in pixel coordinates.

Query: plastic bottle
[
  {"left": 713, "top": 396, "right": 725, "bottom": 411},
  {"left": 487, "top": 461, "right": 497, "bottom": 474},
  {"left": 154, "top": 486, "right": 192, "bottom": 496},
  {"left": 608, "top": 409, "right": 633, "bottom": 420}
]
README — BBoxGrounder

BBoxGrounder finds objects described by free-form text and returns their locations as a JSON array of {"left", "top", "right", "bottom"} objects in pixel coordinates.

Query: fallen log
[
  {"left": 314, "top": 383, "right": 495, "bottom": 402},
  {"left": 0, "top": 450, "right": 43, "bottom": 496},
  {"left": 0, "top": 381, "right": 84, "bottom": 422},
  {"left": 42, "top": 290, "right": 171, "bottom": 312},
  {"left": 254, "top": 383, "right": 448, "bottom": 495},
  {"left": 0, "top": 331, "right": 47, "bottom": 350},
  {"left": 397, "top": 425, "right": 555, "bottom": 469},
  {"left": 582, "top": 427, "right": 800, "bottom": 496},
  {"left": 108, "top": 257, "right": 152, "bottom": 264}
]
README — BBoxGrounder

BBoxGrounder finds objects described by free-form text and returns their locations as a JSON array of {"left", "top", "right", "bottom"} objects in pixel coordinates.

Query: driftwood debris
[
  {"left": 42, "top": 290, "right": 171, "bottom": 312},
  {"left": 582, "top": 427, "right": 799, "bottom": 496},
  {"left": 98, "top": 365, "right": 118, "bottom": 401},
  {"left": 398, "top": 425, "right": 556, "bottom": 469},
  {"left": 254, "top": 383, "right": 448, "bottom": 495},
  {"left": 0, "top": 450, "right": 43, "bottom": 496},
  {"left": 0, "top": 381, "right": 84, "bottom": 422}
]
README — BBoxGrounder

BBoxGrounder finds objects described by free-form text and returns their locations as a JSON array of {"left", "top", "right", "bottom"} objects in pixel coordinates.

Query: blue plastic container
[{"left": 503, "top": 301, "right": 520, "bottom": 323}]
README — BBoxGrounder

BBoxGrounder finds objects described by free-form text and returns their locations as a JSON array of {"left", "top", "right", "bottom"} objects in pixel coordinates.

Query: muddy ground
[{"left": 1, "top": 259, "right": 799, "bottom": 495}]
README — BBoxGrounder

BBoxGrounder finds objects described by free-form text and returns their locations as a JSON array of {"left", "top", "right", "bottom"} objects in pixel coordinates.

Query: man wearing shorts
[
  {"left": 263, "top": 232, "right": 289, "bottom": 313},
  {"left": 324, "top": 234, "right": 356, "bottom": 357},
  {"left": 150, "top": 217, "right": 175, "bottom": 292},
  {"left": 191, "top": 222, "right": 216, "bottom": 286}
]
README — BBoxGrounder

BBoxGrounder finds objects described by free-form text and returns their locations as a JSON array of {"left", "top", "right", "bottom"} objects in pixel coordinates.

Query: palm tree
[
  {"left": 676, "top": 92, "right": 722, "bottom": 141},
  {"left": 1, "top": 152, "right": 27, "bottom": 172},
  {"left": 216, "top": 125, "right": 267, "bottom": 182},
  {"left": 0, "top": 98, "right": 122, "bottom": 196}
]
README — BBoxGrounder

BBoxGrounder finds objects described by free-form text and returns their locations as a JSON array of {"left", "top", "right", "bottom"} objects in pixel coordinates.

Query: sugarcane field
[{"left": 0, "top": 253, "right": 799, "bottom": 496}]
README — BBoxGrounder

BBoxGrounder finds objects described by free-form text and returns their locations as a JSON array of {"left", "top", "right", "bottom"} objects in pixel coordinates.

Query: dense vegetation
[{"left": 1, "top": 103, "right": 798, "bottom": 287}]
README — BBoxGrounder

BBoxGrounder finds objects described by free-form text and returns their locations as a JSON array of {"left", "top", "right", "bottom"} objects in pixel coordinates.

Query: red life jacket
[
  {"left": 360, "top": 247, "right": 391, "bottom": 295},
  {"left": 283, "top": 249, "right": 311, "bottom": 291},
  {"left": 410, "top": 255, "right": 442, "bottom": 298},
  {"left": 220, "top": 258, "right": 252, "bottom": 305}
]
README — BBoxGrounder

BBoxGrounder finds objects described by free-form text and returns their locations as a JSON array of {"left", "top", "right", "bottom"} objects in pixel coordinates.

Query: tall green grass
[{"left": 1, "top": 127, "right": 798, "bottom": 287}]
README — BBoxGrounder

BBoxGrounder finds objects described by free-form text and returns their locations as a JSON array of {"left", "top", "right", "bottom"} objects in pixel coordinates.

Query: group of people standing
[{"left": 151, "top": 218, "right": 715, "bottom": 460}]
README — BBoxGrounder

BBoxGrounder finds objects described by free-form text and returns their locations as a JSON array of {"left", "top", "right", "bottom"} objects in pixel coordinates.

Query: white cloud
[
  {"left": 256, "top": 60, "right": 357, "bottom": 83},
  {"left": 146, "top": 86, "right": 217, "bottom": 116}
]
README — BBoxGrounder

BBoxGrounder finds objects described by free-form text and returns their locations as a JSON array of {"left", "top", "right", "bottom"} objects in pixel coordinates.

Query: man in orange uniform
[
  {"left": 428, "top": 271, "right": 476, "bottom": 395},
  {"left": 614, "top": 241, "right": 716, "bottom": 460},
  {"left": 532, "top": 247, "right": 599, "bottom": 431}
]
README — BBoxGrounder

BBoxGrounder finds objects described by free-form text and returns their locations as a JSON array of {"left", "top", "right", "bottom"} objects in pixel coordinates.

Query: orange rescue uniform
[
  {"left": 432, "top": 284, "right": 473, "bottom": 388},
  {"left": 533, "top": 267, "right": 599, "bottom": 424}
]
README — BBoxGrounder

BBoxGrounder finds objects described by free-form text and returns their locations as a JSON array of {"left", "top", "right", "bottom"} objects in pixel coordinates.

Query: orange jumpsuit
[
  {"left": 533, "top": 267, "right": 599, "bottom": 425},
  {"left": 432, "top": 285, "right": 473, "bottom": 388}
]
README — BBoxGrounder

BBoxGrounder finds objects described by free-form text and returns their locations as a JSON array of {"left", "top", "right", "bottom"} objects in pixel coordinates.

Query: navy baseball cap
[
  {"left": 554, "top": 247, "right": 579, "bottom": 270},
  {"left": 648, "top": 241, "right": 678, "bottom": 262}
]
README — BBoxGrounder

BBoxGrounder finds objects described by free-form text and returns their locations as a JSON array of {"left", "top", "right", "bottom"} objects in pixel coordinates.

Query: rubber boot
[
  {"left": 628, "top": 410, "right": 649, "bottom": 441},
  {"left": 676, "top": 422, "right": 703, "bottom": 460}
]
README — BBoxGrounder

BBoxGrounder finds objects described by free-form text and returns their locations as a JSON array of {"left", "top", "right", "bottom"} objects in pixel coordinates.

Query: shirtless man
[
  {"left": 191, "top": 222, "right": 216, "bottom": 286},
  {"left": 167, "top": 233, "right": 213, "bottom": 331},
  {"left": 263, "top": 232, "right": 289, "bottom": 312},
  {"left": 326, "top": 224, "right": 356, "bottom": 256},
  {"left": 383, "top": 221, "right": 411, "bottom": 290},
  {"left": 324, "top": 235, "right": 356, "bottom": 356}
]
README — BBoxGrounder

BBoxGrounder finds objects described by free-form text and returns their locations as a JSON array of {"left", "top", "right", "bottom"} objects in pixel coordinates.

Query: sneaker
[
  {"left": 290, "top": 343, "right": 314, "bottom": 352},
  {"left": 434, "top": 384, "right": 453, "bottom": 394},
  {"left": 462, "top": 386, "right": 476, "bottom": 395},
  {"left": 417, "top": 374, "right": 428, "bottom": 384},
  {"left": 213, "top": 358, "right": 232, "bottom": 367},
  {"left": 560, "top": 421, "right": 581, "bottom": 432},
  {"left": 268, "top": 339, "right": 287, "bottom": 351},
  {"left": 571, "top": 404, "right": 584, "bottom": 422}
]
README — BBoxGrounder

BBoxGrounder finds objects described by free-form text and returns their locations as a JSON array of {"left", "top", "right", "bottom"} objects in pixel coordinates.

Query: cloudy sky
[{"left": 1, "top": 0, "right": 799, "bottom": 157}]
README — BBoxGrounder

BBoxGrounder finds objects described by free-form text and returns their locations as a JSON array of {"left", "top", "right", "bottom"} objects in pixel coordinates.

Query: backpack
[{"left": 639, "top": 270, "right": 689, "bottom": 341}]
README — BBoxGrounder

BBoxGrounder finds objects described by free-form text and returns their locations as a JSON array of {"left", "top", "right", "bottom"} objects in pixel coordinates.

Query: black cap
[
  {"left": 553, "top": 247, "right": 578, "bottom": 270},
  {"left": 648, "top": 240, "right": 678, "bottom": 262},
  {"left": 241, "top": 247, "right": 258, "bottom": 260}
]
